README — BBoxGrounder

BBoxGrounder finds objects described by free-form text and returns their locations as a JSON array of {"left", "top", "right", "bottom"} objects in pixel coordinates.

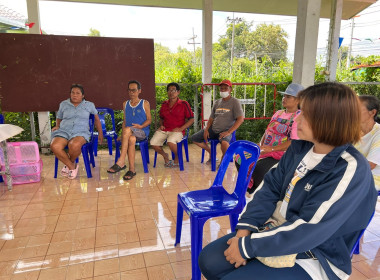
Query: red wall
[{"left": 0, "top": 33, "right": 156, "bottom": 112}]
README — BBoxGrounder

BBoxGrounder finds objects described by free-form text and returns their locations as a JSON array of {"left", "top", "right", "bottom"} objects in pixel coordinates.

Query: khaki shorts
[{"left": 150, "top": 130, "right": 183, "bottom": 146}]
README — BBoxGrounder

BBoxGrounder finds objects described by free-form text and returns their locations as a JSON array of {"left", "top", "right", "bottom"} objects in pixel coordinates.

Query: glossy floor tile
[{"left": 0, "top": 144, "right": 378, "bottom": 279}]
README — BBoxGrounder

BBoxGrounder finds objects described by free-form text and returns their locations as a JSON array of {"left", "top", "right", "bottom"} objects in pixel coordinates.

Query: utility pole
[
  {"left": 188, "top": 28, "right": 200, "bottom": 64},
  {"left": 346, "top": 18, "right": 355, "bottom": 69},
  {"left": 227, "top": 13, "right": 242, "bottom": 78}
]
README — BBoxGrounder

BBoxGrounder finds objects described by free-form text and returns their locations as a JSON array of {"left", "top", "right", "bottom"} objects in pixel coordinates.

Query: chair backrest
[
  {"left": 89, "top": 114, "right": 95, "bottom": 135},
  {"left": 350, "top": 211, "right": 374, "bottom": 257},
  {"left": 212, "top": 140, "right": 260, "bottom": 208},
  {"left": 0, "top": 114, "right": 4, "bottom": 124},
  {"left": 96, "top": 107, "right": 116, "bottom": 133}
]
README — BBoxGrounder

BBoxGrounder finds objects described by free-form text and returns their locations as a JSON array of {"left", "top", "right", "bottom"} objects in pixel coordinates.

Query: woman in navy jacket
[{"left": 199, "top": 82, "right": 377, "bottom": 280}]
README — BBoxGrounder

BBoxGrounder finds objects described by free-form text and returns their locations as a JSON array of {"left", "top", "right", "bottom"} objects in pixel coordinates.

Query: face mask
[{"left": 220, "top": 91, "right": 230, "bottom": 98}]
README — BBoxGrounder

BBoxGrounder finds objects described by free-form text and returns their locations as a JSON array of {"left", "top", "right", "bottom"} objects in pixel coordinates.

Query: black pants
[
  {"left": 236, "top": 157, "right": 279, "bottom": 194},
  {"left": 199, "top": 233, "right": 312, "bottom": 280}
]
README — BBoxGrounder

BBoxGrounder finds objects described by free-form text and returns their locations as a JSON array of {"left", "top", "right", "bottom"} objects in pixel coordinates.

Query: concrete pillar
[
  {"left": 202, "top": 0, "right": 213, "bottom": 127},
  {"left": 325, "top": 0, "right": 343, "bottom": 82},
  {"left": 293, "top": 0, "right": 321, "bottom": 87},
  {"left": 27, "top": 0, "right": 51, "bottom": 153}
]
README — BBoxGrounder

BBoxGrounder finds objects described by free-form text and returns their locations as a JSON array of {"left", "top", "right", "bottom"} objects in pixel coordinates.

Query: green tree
[
  {"left": 245, "top": 23, "right": 288, "bottom": 63},
  {"left": 88, "top": 28, "right": 101, "bottom": 37},
  {"left": 215, "top": 21, "right": 288, "bottom": 64}
]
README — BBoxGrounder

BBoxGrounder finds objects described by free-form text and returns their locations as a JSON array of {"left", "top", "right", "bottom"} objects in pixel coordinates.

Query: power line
[
  {"left": 187, "top": 27, "right": 200, "bottom": 63},
  {"left": 226, "top": 13, "right": 242, "bottom": 78}
]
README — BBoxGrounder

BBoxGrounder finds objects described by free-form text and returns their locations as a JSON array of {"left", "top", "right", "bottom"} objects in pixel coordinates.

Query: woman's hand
[
  {"left": 224, "top": 236, "right": 247, "bottom": 268},
  {"left": 260, "top": 145, "right": 273, "bottom": 155},
  {"left": 52, "top": 126, "right": 59, "bottom": 132}
]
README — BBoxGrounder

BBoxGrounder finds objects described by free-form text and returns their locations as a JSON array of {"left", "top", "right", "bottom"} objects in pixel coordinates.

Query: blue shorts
[{"left": 51, "top": 129, "right": 90, "bottom": 142}]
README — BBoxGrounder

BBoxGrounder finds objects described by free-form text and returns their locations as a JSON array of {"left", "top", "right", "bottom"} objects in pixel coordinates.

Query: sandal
[
  {"left": 107, "top": 163, "right": 127, "bottom": 173},
  {"left": 68, "top": 164, "right": 79, "bottom": 180},
  {"left": 170, "top": 162, "right": 180, "bottom": 168},
  {"left": 123, "top": 170, "right": 136, "bottom": 181},
  {"left": 61, "top": 165, "right": 69, "bottom": 177},
  {"left": 164, "top": 160, "right": 174, "bottom": 168}
]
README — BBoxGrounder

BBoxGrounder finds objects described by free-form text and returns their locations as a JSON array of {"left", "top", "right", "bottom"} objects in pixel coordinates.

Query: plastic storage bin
[{"left": 0, "top": 141, "right": 43, "bottom": 185}]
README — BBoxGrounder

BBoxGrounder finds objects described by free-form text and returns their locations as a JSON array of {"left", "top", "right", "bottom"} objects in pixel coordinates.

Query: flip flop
[
  {"left": 107, "top": 164, "right": 127, "bottom": 173},
  {"left": 123, "top": 170, "right": 136, "bottom": 180}
]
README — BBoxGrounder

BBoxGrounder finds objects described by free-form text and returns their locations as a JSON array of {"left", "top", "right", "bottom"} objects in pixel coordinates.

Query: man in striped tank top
[{"left": 107, "top": 80, "right": 151, "bottom": 180}]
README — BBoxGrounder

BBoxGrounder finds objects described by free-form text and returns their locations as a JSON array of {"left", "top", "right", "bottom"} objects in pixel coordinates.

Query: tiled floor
[{"left": 0, "top": 144, "right": 379, "bottom": 280}]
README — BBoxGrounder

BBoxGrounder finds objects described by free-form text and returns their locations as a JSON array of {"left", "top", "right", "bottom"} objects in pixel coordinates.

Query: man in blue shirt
[{"left": 107, "top": 80, "right": 151, "bottom": 180}]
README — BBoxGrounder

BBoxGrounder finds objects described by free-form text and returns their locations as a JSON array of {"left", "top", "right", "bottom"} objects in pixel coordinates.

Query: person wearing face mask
[
  {"left": 191, "top": 80, "right": 244, "bottom": 163},
  {"left": 198, "top": 82, "right": 376, "bottom": 280}
]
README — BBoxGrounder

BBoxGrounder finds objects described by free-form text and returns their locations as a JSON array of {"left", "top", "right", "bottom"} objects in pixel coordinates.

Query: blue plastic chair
[
  {"left": 175, "top": 140, "right": 260, "bottom": 280},
  {"left": 54, "top": 114, "right": 96, "bottom": 178},
  {"left": 350, "top": 211, "right": 375, "bottom": 257},
  {"left": 153, "top": 128, "right": 190, "bottom": 171},
  {"left": 115, "top": 137, "right": 150, "bottom": 173},
  {"left": 201, "top": 130, "right": 236, "bottom": 171},
  {"left": 93, "top": 108, "right": 118, "bottom": 156}
]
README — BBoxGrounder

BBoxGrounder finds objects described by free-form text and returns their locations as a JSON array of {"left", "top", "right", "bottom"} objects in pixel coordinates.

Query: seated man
[
  {"left": 107, "top": 80, "right": 151, "bottom": 180},
  {"left": 192, "top": 80, "right": 244, "bottom": 163},
  {"left": 150, "top": 82, "right": 194, "bottom": 168}
]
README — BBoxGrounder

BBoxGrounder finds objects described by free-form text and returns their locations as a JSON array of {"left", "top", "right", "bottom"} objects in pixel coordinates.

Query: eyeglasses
[
  {"left": 128, "top": 89, "right": 138, "bottom": 93},
  {"left": 167, "top": 89, "right": 178, "bottom": 93}
]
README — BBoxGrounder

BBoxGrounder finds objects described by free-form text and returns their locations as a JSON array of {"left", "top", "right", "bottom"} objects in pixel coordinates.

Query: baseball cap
[
  {"left": 278, "top": 83, "right": 304, "bottom": 97},
  {"left": 219, "top": 80, "right": 232, "bottom": 87}
]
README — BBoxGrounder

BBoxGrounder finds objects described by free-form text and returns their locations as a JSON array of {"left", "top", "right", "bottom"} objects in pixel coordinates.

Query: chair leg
[
  {"left": 107, "top": 136, "right": 113, "bottom": 155},
  {"left": 190, "top": 216, "right": 207, "bottom": 280},
  {"left": 115, "top": 140, "right": 121, "bottom": 164},
  {"left": 145, "top": 142, "right": 150, "bottom": 164},
  {"left": 81, "top": 146, "right": 93, "bottom": 178},
  {"left": 229, "top": 213, "right": 239, "bottom": 232},
  {"left": 93, "top": 135, "right": 98, "bottom": 157},
  {"left": 54, "top": 156, "right": 59, "bottom": 178},
  {"left": 177, "top": 142, "right": 184, "bottom": 171},
  {"left": 113, "top": 135, "right": 118, "bottom": 158},
  {"left": 153, "top": 151, "right": 157, "bottom": 168},
  {"left": 88, "top": 143, "right": 95, "bottom": 168},
  {"left": 354, "top": 241, "right": 360, "bottom": 255},
  {"left": 140, "top": 141, "right": 149, "bottom": 174},
  {"left": 175, "top": 199, "right": 184, "bottom": 246},
  {"left": 211, "top": 141, "right": 218, "bottom": 172},
  {"left": 184, "top": 139, "right": 189, "bottom": 162}
]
